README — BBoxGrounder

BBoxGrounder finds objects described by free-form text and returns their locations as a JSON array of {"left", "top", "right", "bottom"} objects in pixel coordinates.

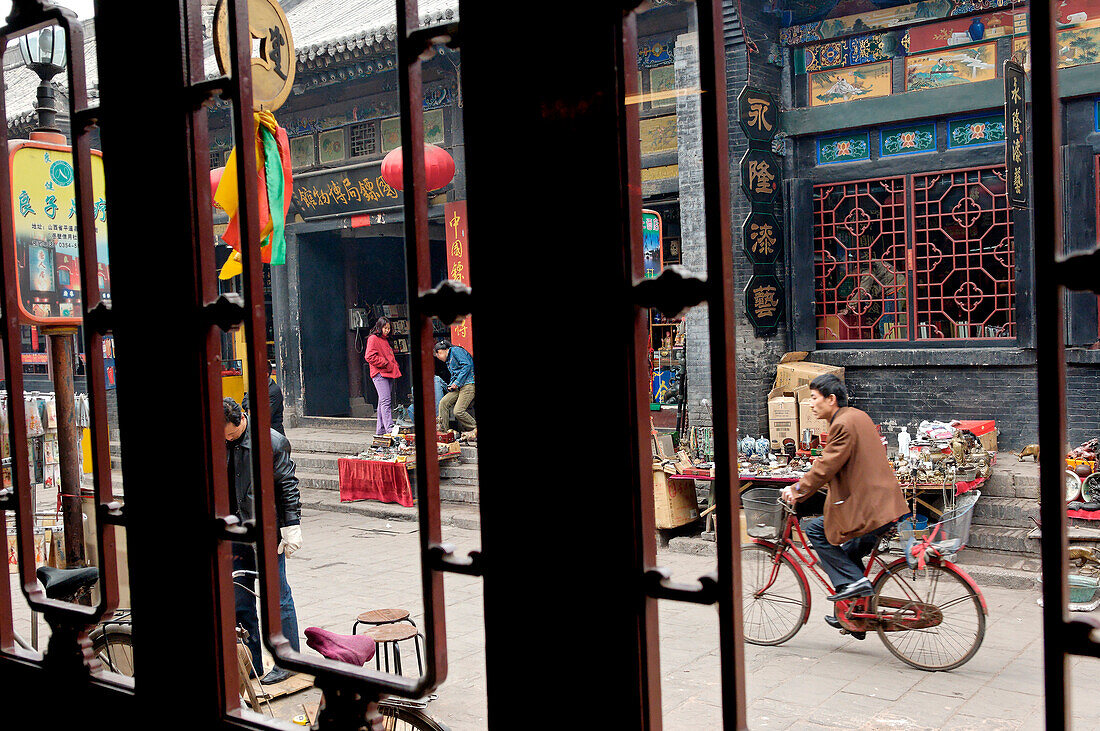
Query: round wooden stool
[
  {"left": 365, "top": 622, "right": 423, "bottom": 677},
  {"left": 352, "top": 607, "right": 413, "bottom": 636}
]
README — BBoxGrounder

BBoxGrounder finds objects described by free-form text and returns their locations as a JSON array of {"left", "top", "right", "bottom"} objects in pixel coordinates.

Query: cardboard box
[
  {"left": 955, "top": 420, "right": 997, "bottom": 452},
  {"left": 767, "top": 388, "right": 799, "bottom": 451},
  {"left": 797, "top": 385, "right": 830, "bottom": 439},
  {"left": 653, "top": 466, "right": 700, "bottom": 529},
  {"left": 774, "top": 352, "right": 844, "bottom": 393}
]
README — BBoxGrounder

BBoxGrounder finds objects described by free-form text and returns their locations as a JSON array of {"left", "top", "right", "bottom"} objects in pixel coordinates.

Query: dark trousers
[
  {"left": 232, "top": 545, "right": 301, "bottom": 677},
  {"left": 804, "top": 516, "right": 893, "bottom": 592}
]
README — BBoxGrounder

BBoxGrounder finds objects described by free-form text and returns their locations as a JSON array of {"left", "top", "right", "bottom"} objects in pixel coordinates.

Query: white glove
[{"left": 278, "top": 525, "right": 302, "bottom": 556}]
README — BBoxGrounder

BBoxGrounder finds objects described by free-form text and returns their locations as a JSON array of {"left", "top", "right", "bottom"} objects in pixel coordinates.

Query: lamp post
[
  {"left": 19, "top": 25, "right": 85, "bottom": 569},
  {"left": 19, "top": 25, "right": 67, "bottom": 140}
]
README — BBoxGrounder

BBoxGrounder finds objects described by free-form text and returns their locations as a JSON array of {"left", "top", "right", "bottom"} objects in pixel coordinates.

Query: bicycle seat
[
  {"left": 36, "top": 566, "right": 99, "bottom": 600},
  {"left": 305, "top": 627, "right": 376, "bottom": 667}
]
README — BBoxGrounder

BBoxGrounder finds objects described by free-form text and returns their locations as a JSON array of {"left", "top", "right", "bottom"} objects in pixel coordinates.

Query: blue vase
[
  {"left": 968, "top": 17, "right": 985, "bottom": 41},
  {"left": 755, "top": 436, "right": 771, "bottom": 459}
]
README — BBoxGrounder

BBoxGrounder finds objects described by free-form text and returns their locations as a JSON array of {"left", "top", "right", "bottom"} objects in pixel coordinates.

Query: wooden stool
[
  {"left": 365, "top": 622, "right": 423, "bottom": 678},
  {"left": 351, "top": 607, "right": 414, "bottom": 635}
]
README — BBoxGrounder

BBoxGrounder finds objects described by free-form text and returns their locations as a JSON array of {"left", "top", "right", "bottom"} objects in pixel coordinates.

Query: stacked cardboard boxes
[{"left": 767, "top": 352, "right": 844, "bottom": 449}]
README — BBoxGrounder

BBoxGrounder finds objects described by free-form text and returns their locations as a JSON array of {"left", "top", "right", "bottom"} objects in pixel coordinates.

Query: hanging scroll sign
[{"left": 1003, "top": 61, "right": 1027, "bottom": 209}]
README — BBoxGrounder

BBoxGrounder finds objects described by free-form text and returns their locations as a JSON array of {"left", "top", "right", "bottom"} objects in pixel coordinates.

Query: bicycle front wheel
[
  {"left": 872, "top": 561, "right": 985, "bottom": 671},
  {"left": 378, "top": 702, "right": 449, "bottom": 731},
  {"left": 91, "top": 623, "right": 135, "bottom": 677},
  {"left": 740, "top": 543, "right": 809, "bottom": 646}
]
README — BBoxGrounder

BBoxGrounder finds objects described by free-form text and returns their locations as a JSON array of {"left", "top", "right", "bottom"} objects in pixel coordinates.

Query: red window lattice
[
  {"left": 814, "top": 166, "right": 1016, "bottom": 343},
  {"left": 911, "top": 166, "right": 1015, "bottom": 340},
  {"left": 814, "top": 177, "right": 909, "bottom": 342}
]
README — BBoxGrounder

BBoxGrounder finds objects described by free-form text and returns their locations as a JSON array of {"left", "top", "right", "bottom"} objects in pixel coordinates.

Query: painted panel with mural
[
  {"left": 947, "top": 115, "right": 1007, "bottom": 148},
  {"left": 881, "top": 122, "right": 937, "bottom": 156},
  {"left": 780, "top": 0, "right": 1019, "bottom": 46},
  {"left": 906, "top": 42, "right": 996, "bottom": 91},
  {"left": 639, "top": 115, "right": 678, "bottom": 153},
  {"left": 810, "top": 61, "right": 892, "bottom": 106},
  {"left": 1059, "top": 20, "right": 1100, "bottom": 67},
  {"left": 817, "top": 131, "right": 872, "bottom": 164}
]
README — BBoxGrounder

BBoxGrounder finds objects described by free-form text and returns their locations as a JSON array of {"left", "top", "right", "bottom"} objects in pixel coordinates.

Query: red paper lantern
[{"left": 380, "top": 144, "right": 455, "bottom": 192}]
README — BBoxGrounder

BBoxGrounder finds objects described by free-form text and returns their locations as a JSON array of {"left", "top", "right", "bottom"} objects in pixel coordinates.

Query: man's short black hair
[
  {"left": 434, "top": 339, "right": 452, "bottom": 353},
  {"left": 224, "top": 397, "right": 243, "bottom": 426},
  {"left": 809, "top": 373, "right": 848, "bottom": 408}
]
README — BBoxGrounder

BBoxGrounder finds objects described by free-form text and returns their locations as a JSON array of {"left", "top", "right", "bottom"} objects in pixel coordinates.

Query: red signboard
[{"left": 444, "top": 200, "right": 473, "bottom": 352}]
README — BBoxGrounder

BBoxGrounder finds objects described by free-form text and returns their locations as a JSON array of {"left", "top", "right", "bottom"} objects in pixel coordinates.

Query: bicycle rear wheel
[
  {"left": 378, "top": 701, "right": 449, "bottom": 731},
  {"left": 91, "top": 623, "right": 135, "bottom": 677},
  {"left": 740, "top": 543, "right": 809, "bottom": 646},
  {"left": 872, "top": 561, "right": 985, "bottom": 671}
]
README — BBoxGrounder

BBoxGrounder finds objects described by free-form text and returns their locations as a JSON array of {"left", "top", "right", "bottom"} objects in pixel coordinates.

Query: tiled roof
[
  {"left": 289, "top": 0, "right": 457, "bottom": 62},
  {"left": 6, "top": 1, "right": 458, "bottom": 127}
]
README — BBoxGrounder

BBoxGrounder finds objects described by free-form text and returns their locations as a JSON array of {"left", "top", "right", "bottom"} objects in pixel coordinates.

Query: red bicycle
[{"left": 739, "top": 488, "right": 987, "bottom": 671}]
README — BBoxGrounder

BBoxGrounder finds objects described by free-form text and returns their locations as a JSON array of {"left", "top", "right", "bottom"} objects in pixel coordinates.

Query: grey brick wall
[
  {"left": 836, "top": 362, "right": 1099, "bottom": 451},
  {"left": 680, "top": 2, "right": 787, "bottom": 439}
]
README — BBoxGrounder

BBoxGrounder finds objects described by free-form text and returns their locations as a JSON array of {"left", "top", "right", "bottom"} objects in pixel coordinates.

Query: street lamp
[{"left": 18, "top": 25, "right": 67, "bottom": 134}]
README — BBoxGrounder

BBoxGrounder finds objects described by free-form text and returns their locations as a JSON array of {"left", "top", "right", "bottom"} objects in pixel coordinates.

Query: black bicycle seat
[{"left": 36, "top": 566, "right": 99, "bottom": 600}]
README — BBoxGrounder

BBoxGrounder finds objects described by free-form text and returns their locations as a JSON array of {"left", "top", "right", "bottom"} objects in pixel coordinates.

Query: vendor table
[
  {"left": 670, "top": 474, "right": 800, "bottom": 534},
  {"left": 338, "top": 453, "right": 459, "bottom": 508}
]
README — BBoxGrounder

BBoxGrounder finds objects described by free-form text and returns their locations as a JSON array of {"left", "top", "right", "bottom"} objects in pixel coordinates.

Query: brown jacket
[{"left": 794, "top": 406, "right": 907, "bottom": 545}]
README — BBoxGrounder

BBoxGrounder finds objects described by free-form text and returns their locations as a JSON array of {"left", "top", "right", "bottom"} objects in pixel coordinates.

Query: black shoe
[
  {"left": 824, "top": 614, "right": 866, "bottom": 640},
  {"left": 259, "top": 667, "right": 294, "bottom": 685},
  {"left": 827, "top": 577, "right": 874, "bottom": 602}
]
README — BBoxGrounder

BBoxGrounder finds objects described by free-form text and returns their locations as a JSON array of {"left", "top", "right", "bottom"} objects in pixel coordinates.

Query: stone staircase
[
  {"left": 284, "top": 422, "right": 481, "bottom": 527},
  {"left": 966, "top": 457, "right": 1040, "bottom": 556}
]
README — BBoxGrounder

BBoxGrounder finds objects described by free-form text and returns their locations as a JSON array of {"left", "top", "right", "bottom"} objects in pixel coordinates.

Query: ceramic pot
[{"left": 969, "top": 17, "right": 985, "bottom": 41}]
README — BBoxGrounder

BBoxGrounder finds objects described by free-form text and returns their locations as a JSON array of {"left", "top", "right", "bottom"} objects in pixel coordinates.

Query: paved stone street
[{"left": 8, "top": 500, "right": 1100, "bottom": 729}]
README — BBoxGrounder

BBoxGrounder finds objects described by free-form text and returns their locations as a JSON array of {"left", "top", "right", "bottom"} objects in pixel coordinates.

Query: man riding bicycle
[{"left": 779, "top": 374, "right": 908, "bottom": 639}]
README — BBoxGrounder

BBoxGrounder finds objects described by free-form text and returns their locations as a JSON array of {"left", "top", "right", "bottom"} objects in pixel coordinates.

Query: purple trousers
[{"left": 372, "top": 374, "right": 395, "bottom": 434}]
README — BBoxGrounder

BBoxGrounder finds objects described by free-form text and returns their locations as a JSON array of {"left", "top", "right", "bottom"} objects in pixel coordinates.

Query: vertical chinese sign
[
  {"left": 642, "top": 209, "right": 663, "bottom": 279},
  {"left": 1004, "top": 61, "right": 1028, "bottom": 209},
  {"left": 737, "top": 87, "right": 783, "bottom": 337},
  {"left": 9, "top": 143, "right": 111, "bottom": 325},
  {"left": 444, "top": 200, "right": 473, "bottom": 352}
]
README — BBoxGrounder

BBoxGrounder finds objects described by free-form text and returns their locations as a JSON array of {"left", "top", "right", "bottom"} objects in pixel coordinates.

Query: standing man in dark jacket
[
  {"left": 242, "top": 361, "right": 285, "bottom": 435},
  {"left": 224, "top": 397, "right": 301, "bottom": 683}
]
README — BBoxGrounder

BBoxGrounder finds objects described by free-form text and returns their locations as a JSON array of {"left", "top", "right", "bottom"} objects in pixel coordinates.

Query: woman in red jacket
[{"left": 364, "top": 317, "right": 402, "bottom": 435}]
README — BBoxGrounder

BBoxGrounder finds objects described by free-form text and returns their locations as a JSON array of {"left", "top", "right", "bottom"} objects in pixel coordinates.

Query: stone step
[
  {"left": 294, "top": 453, "right": 341, "bottom": 471},
  {"left": 290, "top": 415, "right": 377, "bottom": 431},
  {"left": 298, "top": 486, "right": 481, "bottom": 531},
  {"left": 297, "top": 470, "right": 339, "bottom": 491},
  {"left": 971, "top": 496, "right": 1040, "bottom": 529},
  {"left": 966, "top": 525, "right": 1037, "bottom": 555},
  {"left": 662, "top": 536, "right": 1041, "bottom": 590},
  {"left": 438, "top": 462, "right": 479, "bottom": 486}
]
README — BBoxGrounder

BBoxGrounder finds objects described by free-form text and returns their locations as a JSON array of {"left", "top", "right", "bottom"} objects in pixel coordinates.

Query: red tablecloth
[
  {"left": 338, "top": 458, "right": 413, "bottom": 507},
  {"left": 1068, "top": 509, "right": 1100, "bottom": 521}
]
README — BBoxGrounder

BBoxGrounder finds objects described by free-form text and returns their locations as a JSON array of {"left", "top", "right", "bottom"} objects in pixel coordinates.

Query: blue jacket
[{"left": 446, "top": 345, "right": 475, "bottom": 388}]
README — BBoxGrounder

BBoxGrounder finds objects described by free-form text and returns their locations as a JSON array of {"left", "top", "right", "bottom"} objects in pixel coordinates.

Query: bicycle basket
[
  {"left": 926, "top": 489, "right": 981, "bottom": 557},
  {"left": 740, "top": 487, "right": 785, "bottom": 540}
]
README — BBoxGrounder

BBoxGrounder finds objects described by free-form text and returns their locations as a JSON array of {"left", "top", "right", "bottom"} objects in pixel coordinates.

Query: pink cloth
[
  {"left": 339, "top": 458, "right": 414, "bottom": 507},
  {"left": 305, "top": 627, "right": 376, "bottom": 666},
  {"left": 954, "top": 476, "right": 986, "bottom": 496}
]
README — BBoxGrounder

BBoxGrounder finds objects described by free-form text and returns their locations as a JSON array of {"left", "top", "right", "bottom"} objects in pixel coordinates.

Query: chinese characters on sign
[
  {"left": 742, "top": 211, "right": 781, "bottom": 265},
  {"left": 744, "top": 274, "right": 784, "bottom": 335},
  {"left": 444, "top": 200, "right": 473, "bottom": 352},
  {"left": 738, "top": 86, "right": 784, "bottom": 336},
  {"left": 10, "top": 144, "right": 111, "bottom": 325},
  {"left": 737, "top": 87, "right": 777, "bottom": 145},
  {"left": 290, "top": 162, "right": 403, "bottom": 219},
  {"left": 642, "top": 209, "right": 663, "bottom": 279},
  {"left": 740, "top": 149, "right": 780, "bottom": 202},
  {"left": 1003, "top": 61, "right": 1028, "bottom": 209}
]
